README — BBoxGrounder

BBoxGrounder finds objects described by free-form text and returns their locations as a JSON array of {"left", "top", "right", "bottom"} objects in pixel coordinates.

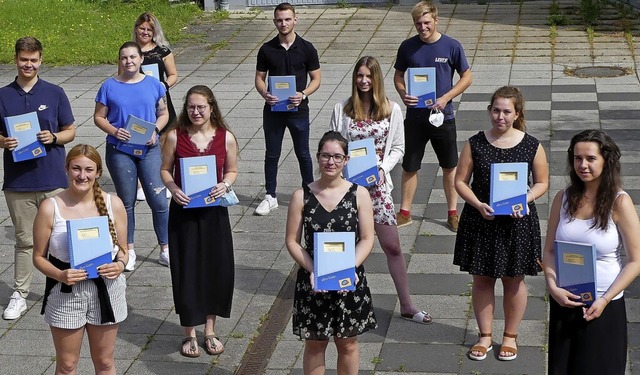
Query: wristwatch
[
  {"left": 222, "top": 180, "right": 232, "bottom": 192},
  {"left": 51, "top": 133, "right": 57, "bottom": 145},
  {"left": 301, "top": 91, "right": 307, "bottom": 100}
]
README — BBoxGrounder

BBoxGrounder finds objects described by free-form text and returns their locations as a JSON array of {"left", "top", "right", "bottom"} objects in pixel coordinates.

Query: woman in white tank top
[
  {"left": 33, "top": 144, "right": 128, "bottom": 375},
  {"left": 542, "top": 130, "right": 640, "bottom": 374}
]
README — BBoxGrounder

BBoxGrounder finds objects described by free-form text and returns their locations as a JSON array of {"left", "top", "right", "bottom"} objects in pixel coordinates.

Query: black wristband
[
  {"left": 51, "top": 133, "right": 58, "bottom": 145},
  {"left": 155, "top": 127, "right": 161, "bottom": 135},
  {"left": 116, "top": 259, "right": 126, "bottom": 270}
]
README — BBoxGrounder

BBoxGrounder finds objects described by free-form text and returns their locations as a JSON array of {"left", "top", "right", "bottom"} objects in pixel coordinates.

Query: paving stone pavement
[{"left": 0, "top": 1, "right": 640, "bottom": 374}]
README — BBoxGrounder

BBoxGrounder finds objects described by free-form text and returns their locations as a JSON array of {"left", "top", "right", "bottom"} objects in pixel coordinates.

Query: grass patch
[{"left": 0, "top": 0, "right": 206, "bottom": 65}]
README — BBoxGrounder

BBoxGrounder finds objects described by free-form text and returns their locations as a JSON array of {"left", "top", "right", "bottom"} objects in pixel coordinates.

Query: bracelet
[
  {"left": 155, "top": 127, "right": 161, "bottom": 135},
  {"left": 222, "top": 180, "right": 231, "bottom": 192},
  {"left": 601, "top": 295, "right": 610, "bottom": 303},
  {"left": 116, "top": 259, "right": 127, "bottom": 270}
]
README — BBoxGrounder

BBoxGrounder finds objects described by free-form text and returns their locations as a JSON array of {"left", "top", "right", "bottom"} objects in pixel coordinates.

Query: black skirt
[
  {"left": 168, "top": 200, "right": 234, "bottom": 327},
  {"left": 548, "top": 297, "right": 627, "bottom": 375}
]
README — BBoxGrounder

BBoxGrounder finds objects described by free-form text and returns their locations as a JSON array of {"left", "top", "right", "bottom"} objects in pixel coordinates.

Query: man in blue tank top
[
  {"left": 0, "top": 37, "right": 76, "bottom": 319},
  {"left": 394, "top": 1, "right": 472, "bottom": 232}
]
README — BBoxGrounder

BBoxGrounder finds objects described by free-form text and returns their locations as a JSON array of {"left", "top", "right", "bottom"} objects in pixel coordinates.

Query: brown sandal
[
  {"left": 204, "top": 334, "right": 225, "bottom": 355},
  {"left": 180, "top": 336, "right": 200, "bottom": 358},
  {"left": 468, "top": 332, "right": 493, "bottom": 361},
  {"left": 498, "top": 332, "right": 518, "bottom": 361}
]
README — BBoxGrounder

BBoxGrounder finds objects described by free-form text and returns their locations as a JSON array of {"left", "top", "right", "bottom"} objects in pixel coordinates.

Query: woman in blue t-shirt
[{"left": 94, "top": 41, "right": 169, "bottom": 271}]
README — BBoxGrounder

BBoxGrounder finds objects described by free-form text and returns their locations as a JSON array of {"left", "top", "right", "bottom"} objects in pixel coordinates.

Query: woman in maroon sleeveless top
[{"left": 160, "top": 85, "right": 238, "bottom": 358}]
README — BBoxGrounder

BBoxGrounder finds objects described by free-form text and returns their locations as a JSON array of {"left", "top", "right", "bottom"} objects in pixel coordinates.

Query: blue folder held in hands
[
  {"left": 407, "top": 67, "right": 436, "bottom": 108},
  {"left": 268, "top": 75, "right": 297, "bottom": 112},
  {"left": 4, "top": 111, "right": 46, "bottom": 162},
  {"left": 180, "top": 155, "right": 220, "bottom": 208},
  {"left": 554, "top": 240, "right": 597, "bottom": 305},
  {"left": 489, "top": 162, "right": 529, "bottom": 215},
  {"left": 115, "top": 115, "right": 155, "bottom": 158},
  {"left": 313, "top": 232, "right": 356, "bottom": 291},
  {"left": 344, "top": 138, "right": 378, "bottom": 187},
  {"left": 67, "top": 216, "right": 113, "bottom": 279}
]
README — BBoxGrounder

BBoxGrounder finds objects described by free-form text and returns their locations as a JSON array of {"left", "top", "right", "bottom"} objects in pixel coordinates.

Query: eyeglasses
[
  {"left": 187, "top": 105, "right": 208, "bottom": 114},
  {"left": 317, "top": 153, "right": 347, "bottom": 163}
]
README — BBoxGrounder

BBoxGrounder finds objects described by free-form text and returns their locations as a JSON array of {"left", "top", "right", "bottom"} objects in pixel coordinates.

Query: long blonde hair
[
  {"left": 343, "top": 56, "right": 391, "bottom": 121},
  {"left": 133, "top": 12, "right": 170, "bottom": 48},
  {"left": 65, "top": 144, "right": 125, "bottom": 255}
]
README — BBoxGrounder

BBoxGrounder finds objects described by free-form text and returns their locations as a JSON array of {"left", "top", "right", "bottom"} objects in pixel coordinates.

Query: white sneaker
[
  {"left": 159, "top": 248, "right": 170, "bottom": 267},
  {"left": 254, "top": 194, "right": 278, "bottom": 216},
  {"left": 126, "top": 249, "right": 137, "bottom": 271},
  {"left": 3, "top": 291, "right": 26, "bottom": 320},
  {"left": 136, "top": 188, "right": 146, "bottom": 201}
]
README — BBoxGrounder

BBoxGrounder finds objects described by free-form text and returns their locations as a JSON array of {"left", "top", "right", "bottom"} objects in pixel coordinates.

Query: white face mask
[{"left": 429, "top": 108, "right": 444, "bottom": 127}]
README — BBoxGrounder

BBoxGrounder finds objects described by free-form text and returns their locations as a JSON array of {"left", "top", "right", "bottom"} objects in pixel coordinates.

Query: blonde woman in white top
[
  {"left": 33, "top": 144, "right": 128, "bottom": 375},
  {"left": 330, "top": 55, "right": 431, "bottom": 325}
]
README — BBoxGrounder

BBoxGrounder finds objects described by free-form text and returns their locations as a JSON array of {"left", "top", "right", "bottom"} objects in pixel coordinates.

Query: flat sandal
[
  {"left": 498, "top": 332, "right": 518, "bottom": 361},
  {"left": 468, "top": 332, "right": 493, "bottom": 361}
]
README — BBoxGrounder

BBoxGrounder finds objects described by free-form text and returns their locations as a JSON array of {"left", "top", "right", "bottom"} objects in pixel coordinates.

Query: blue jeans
[
  {"left": 263, "top": 109, "right": 314, "bottom": 197},
  {"left": 105, "top": 143, "right": 168, "bottom": 246}
]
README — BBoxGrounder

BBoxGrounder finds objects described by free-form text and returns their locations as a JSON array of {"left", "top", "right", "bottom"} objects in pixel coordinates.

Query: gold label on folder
[
  {"left": 499, "top": 171, "right": 518, "bottom": 181},
  {"left": 131, "top": 124, "right": 147, "bottom": 135},
  {"left": 323, "top": 242, "right": 345, "bottom": 253},
  {"left": 77, "top": 227, "right": 100, "bottom": 240},
  {"left": 14, "top": 121, "right": 32, "bottom": 132},
  {"left": 414, "top": 74, "right": 429, "bottom": 82},
  {"left": 189, "top": 165, "right": 208, "bottom": 176},
  {"left": 274, "top": 82, "right": 290, "bottom": 89},
  {"left": 350, "top": 147, "right": 367, "bottom": 158},
  {"left": 563, "top": 253, "right": 585, "bottom": 266},
  {"left": 143, "top": 70, "right": 155, "bottom": 76}
]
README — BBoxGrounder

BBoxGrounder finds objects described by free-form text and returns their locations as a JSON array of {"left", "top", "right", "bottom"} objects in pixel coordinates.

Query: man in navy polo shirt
[
  {"left": 0, "top": 37, "right": 76, "bottom": 320},
  {"left": 254, "top": 2, "right": 321, "bottom": 216},
  {"left": 393, "top": 1, "right": 472, "bottom": 232}
]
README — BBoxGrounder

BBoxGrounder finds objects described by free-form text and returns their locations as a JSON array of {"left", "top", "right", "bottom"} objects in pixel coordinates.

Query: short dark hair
[
  {"left": 15, "top": 36, "right": 42, "bottom": 57},
  {"left": 274, "top": 2, "right": 295, "bottom": 16},
  {"left": 119, "top": 41, "right": 142, "bottom": 58}
]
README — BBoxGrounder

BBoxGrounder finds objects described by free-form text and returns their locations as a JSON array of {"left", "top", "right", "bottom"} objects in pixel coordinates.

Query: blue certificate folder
[
  {"left": 407, "top": 67, "right": 436, "bottom": 108},
  {"left": 489, "top": 162, "right": 529, "bottom": 215},
  {"left": 3, "top": 111, "right": 46, "bottom": 162},
  {"left": 67, "top": 216, "right": 113, "bottom": 279},
  {"left": 555, "top": 240, "right": 597, "bottom": 305},
  {"left": 180, "top": 155, "right": 220, "bottom": 208},
  {"left": 268, "top": 75, "right": 297, "bottom": 112},
  {"left": 344, "top": 138, "right": 378, "bottom": 187},
  {"left": 115, "top": 115, "right": 155, "bottom": 158},
  {"left": 141, "top": 63, "right": 160, "bottom": 80},
  {"left": 313, "top": 232, "right": 356, "bottom": 291}
]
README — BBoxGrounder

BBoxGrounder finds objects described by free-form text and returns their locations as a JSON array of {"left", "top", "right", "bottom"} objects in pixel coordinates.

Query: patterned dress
[
  {"left": 142, "top": 45, "right": 176, "bottom": 129},
  {"left": 453, "top": 132, "right": 542, "bottom": 278},
  {"left": 348, "top": 119, "right": 396, "bottom": 225},
  {"left": 292, "top": 184, "right": 377, "bottom": 340}
]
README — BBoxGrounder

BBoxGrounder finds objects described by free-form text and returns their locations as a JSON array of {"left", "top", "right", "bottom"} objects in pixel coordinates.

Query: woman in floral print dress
[
  {"left": 286, "top": 131, "right": 377, "bottom": 374},
  {"left": 330, "top": 56, "right": 431, "bottom": 325}
]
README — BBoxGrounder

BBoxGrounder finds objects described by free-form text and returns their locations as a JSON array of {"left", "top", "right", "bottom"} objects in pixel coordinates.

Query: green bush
[
  {"left": 0, "top": 0, "right": 202, "bottom": 65},
  {"left": 580, "top": 0, "right": 606, "bottom": 26}
]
